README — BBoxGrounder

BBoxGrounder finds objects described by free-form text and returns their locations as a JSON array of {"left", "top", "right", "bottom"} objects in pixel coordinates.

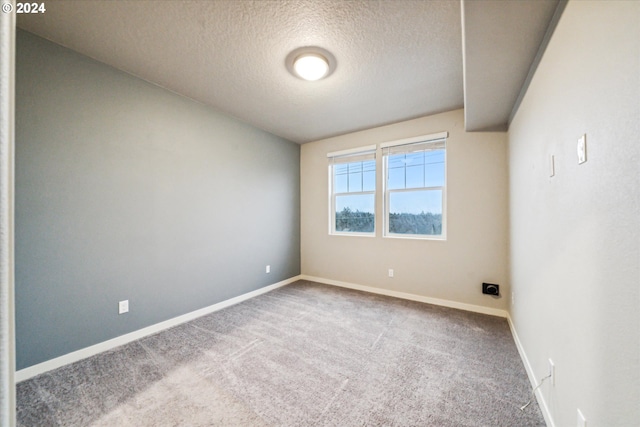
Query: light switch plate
[
  {"left": 577, "top": 134, "right": 587, "bottom": 164},
  {"left": 118, "top": 300, "right": 129, "bottom": 314}
]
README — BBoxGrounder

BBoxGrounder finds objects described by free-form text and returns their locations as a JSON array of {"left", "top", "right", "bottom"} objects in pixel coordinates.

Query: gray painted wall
[{"left": 15, "top": 30, "right": 300, "bottom": 370}]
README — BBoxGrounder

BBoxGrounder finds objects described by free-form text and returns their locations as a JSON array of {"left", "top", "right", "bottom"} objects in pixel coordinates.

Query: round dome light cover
[
  {"left": 286, "top": 46, "right": 337, "bottom": 81},
  {"left": 293, "top": 53, "right": 329, "bottom": 81}
]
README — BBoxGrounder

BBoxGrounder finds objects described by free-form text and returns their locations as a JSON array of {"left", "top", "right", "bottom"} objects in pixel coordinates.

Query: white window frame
[
  {"left": 327, "top": 145, "right": 377, "bottom": 237},
  {"left": 381, "top": 132, "right": 448, "bottom": 240}
]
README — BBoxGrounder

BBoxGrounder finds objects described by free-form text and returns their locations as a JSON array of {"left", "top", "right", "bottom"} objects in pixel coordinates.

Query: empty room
[{"left": 0, "top": 0, "right": 638, "bottom": 426}]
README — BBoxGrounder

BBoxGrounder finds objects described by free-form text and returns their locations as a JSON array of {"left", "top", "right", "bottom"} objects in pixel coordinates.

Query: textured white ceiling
[{"left": 17, "top": 0, "right": 559, "bottom": 143}]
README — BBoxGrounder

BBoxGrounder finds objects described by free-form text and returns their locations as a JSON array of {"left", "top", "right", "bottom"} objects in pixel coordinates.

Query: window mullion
[
  {"left": 346, "top": 163, "right": 350, "bottom": 192},
  {"left": 423, "top": 151, "right": 427, "bottom": 187},
  {"left": 404, "top": 154, "right": 407, "bottom": 189}
]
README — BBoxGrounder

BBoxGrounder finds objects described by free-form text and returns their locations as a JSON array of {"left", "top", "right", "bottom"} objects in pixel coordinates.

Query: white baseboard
[
  {"left": 507, "top": 313, "right": 554, "bottom": 427},
  {"left": 15, "top": 275, "right": 302, "bottom": 383},
  {"left": 299, "top": 275, "right": 508, "bottom": 318}
]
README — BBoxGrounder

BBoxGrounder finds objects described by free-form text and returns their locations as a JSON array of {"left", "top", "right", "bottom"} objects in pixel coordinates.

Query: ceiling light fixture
[
  {"left": 294, "top": 54, "right": 329, "bottom": 81},
  {"left": 286, "top": 46, "right": 336, "bottom": 82}
]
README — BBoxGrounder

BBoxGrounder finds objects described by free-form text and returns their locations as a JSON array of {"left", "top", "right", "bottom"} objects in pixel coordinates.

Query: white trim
[
  {"left": 330, "top": 232, "right": 376, "bottom": 238},
  {"left": 379, "top": 131, "right": 448, "bottom": 149},
  {"left": 327, "top": 144, "right": 377, "bottom": 159},
  {"left": 507, "top": 313, "right": 554, "bottom": 427},
  {"left": 383, "top": 234, "right": 446, "bottom": 241},
  {"left": 15, "top": 275, "right": 302, "bottom": 383},
  {"left": 327, "top": 165, "right": 332, "bottom": 235},
  {"left": 300, "top": 275, "right": 507, "bottom": 318}
]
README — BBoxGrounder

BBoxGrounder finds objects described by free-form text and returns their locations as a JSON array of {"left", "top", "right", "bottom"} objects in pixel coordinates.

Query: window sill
[
  {"left": 329, "top": 232, "right": 376, "bottom": 238},
  {"left": 383, "top": 234, "right": 446, "bottom": 241}
]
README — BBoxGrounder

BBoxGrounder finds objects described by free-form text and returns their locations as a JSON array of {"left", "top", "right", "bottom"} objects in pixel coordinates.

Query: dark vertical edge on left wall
[{"left": 0, "top": 1, "right": 16, "bottom": 426}]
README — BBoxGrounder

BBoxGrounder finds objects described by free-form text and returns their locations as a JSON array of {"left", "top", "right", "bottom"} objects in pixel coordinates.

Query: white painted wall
[
  {"left": 301, "top": 109, "right": 510, "bottom": 311},
  {"left": 508, "top": 1, "right": 640, "bottom": 425}
]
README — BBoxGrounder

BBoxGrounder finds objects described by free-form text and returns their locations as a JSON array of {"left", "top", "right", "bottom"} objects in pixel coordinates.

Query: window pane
[
  {"left": 425, "top": 150, "right": 445, "bottom": 187},
  {"left": 335, "top": 172, "right": 348, "bottom": 193},
  {"left": 334, "top": 163, "right": 348, "bottom": 174},
  {"left": 405, "top": 164, "right": 424, "bottom": 188},
  {"left": 333, "top": 160, "right": 377, "bottom": 194},
  {"left": 362, "top": 160, "right": 375, "bottom": 172},
  {"left": 388, "top": 154, "right": 405, "bottom": 170},
  {"left": 388, "top": 190, "right": 442, "bottom": 235},
  {"left": 387, "top": 150, "right": 445, "bottom": 190},
  {"left": 362, "top": 160, "right": 375, "bottom": 191},
  {"left": 348, "top": 172, "right": 362, "bottom": 192},
  {"left": 388, "top": 163, "right": 405, "bottom": 190},
  {"left": 363, "top": 170, "right": 375, "bottom": 192},
  {"left": 335, "top": 194, "right": 375, "bottom": 233},
  {"left": 404, "top": 152, "right": 424, "bottom": 167},
  {"left": 348, "top": 162, "right": 362, "bottom": 173}
]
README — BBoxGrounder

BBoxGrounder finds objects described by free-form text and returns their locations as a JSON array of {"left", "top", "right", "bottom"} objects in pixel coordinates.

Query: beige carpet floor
[{"left": 17, "top": 280, "right": 546, "bottom": 426}]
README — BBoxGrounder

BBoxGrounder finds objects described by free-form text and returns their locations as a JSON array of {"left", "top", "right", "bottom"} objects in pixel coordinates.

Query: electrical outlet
[
  {"left": 118, "top": 300, "right": 129, "bottom": 314},
  {"left": 577, "top": 409, "right": 587, "bottom": 427},
  {"left": 266, "top": 265, "right": 270, "bottom": 273},
  {"left": 388, "top": 269, "right": 394, "bottom": 278},
  {"left": 548, "top": 358, "right": 555, "bottom": 386}
]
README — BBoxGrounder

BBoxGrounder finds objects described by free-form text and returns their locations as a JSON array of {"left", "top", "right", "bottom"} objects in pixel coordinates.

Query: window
[
  {"left": 382, "top": 132, "right": 447, "bottom": 239},
  {"left": 328, "top": 145, "right": 376, "bottom": 235}
]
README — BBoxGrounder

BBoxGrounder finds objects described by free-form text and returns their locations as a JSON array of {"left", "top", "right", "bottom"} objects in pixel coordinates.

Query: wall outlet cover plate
[{"left": 118, "top": 300, "right": 129, "bottom": 314}]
